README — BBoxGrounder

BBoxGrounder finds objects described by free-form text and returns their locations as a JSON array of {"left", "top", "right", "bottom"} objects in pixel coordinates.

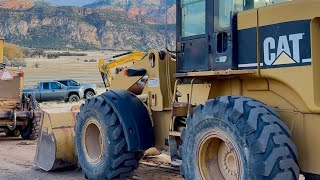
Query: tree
[{"left": 3, "top": 43, "right": 24, "bottom": 60}]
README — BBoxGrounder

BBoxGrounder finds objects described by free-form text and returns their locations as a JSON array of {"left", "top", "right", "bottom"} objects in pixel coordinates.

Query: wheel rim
[
  {"left": 197, "top": 130, "right": 242, "bottom": 180},
  {"left": 71, "top": 97, "right": 78, "bottom": 102},
  {"left": 82, "top": 118, "right": 104, "bottom": 164},
  {"left": 86, "top": 92, "right": 94, "bottom": 99}
]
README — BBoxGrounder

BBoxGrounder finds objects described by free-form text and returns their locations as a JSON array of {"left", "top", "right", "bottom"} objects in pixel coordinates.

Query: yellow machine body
[
  {"left": 35, "top": 0, "right": 320, "bottom": 177},
  {"left": 0, "top": 39, "right": 36, "bottom": 132}
]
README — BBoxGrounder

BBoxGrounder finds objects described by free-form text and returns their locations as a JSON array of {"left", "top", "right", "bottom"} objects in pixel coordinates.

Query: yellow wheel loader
[
  {"left": 0, "top": 39, "right": 42, "bottom": 140},
  {"left": 35, "top": 0, "right": 320, "bottom": 179}
]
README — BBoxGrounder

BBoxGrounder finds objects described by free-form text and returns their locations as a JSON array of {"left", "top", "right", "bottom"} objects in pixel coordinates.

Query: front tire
[
  {"left": 180, "top": 96, "right": 299, "bottom": 180},
  {"left": 85, "top": 90, "right": 95, "bottom": 99},
  {"left": 75, "top": 96, "right": 143, "bottom": 180},
  {"left": 69, "top": 94, "right": 80, "bottom": 103}
]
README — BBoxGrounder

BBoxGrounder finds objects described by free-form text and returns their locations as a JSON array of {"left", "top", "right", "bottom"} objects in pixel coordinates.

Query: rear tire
[
  {"left": 180, "top": 96, "right": 299, "bottom": 180},
  {"left": 4, "top": 128, "right": 20, "bottom": 137},
  {"left": 20, "top": 115, "right": 41, "bottom": 140},
  {"left": 69, "top": 94, "right": 80, "bottom": 103},
  {"left": 75, "top": 96, "right": 143, "bottom": 180}
]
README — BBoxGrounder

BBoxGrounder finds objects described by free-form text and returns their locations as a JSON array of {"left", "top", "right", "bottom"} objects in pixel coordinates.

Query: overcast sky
[{"left": 45, "top": 0, "right": 96, "bottom": 6}]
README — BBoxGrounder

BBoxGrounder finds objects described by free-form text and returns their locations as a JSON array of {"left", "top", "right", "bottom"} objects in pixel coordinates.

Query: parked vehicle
[
  {"left": 56, "top": 79, "right": 97, "bottom": 99},
  {"left": 23, "top": 81, "right": 84, "bottom": 103}
]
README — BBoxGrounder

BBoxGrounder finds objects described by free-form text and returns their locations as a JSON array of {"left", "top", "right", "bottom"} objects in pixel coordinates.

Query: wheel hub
[
  {"left": 82, "top": 119, "right": 104, "bottom": 164},
  {"left": 87, "top": 92, "right": 94, "bottom": 98},
  {"left": 197, "top": 130, "right": 241, "bottom": 180},
  {"left": 219, "top": 144, "right": 238, "bottom": 178}
]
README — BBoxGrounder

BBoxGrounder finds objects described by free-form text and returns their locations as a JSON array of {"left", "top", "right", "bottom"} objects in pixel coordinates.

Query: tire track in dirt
[{"left": 0, "top": 135, "right": 184, "bottom": 180}]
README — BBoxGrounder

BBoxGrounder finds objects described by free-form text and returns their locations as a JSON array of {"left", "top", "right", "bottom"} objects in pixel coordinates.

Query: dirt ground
[
  {"left": 0, "top": 135, "right": 183, "bottom": 180},
  {"left": 0, "top": 136, "right": 305, "bottom": 180}
]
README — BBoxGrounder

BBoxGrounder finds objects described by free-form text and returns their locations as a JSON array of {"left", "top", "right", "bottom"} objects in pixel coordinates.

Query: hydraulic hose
[{"left": 7, "top": 111, "right": 17, "bottom": 131}]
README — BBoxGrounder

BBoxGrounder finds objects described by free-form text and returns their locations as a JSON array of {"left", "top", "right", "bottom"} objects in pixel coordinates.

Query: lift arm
[{"left": 98, "top": 50, "right": 145, "bottom": 87}]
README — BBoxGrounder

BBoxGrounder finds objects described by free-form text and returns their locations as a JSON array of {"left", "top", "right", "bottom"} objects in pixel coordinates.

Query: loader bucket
[{"left": 34, "top": 110, "right": 78, "bottom": 171}]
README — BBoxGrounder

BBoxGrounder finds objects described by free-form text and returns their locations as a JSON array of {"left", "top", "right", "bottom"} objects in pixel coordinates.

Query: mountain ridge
[
  {"left": 0, "top": 5, "right": 176, "bottom": 50},
  {"left": 0, "top": 0, "right": 176, "bottom": 50},
  {"left": 84, "top": 0, "right": 176, "bottom": 24}
]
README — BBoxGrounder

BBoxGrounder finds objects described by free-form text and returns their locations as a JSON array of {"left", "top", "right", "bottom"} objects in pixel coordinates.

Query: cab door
[
  {"left": 40, "top": 82, "right": 52, "bottom": 101},
  {"left": 49, "top": 82, "right": 66, "bottom": 101},
  {"left": 210, "top": 0, "right": 238, "bottom": 70},
  {"left": 177, "top": 0, "right": 213, "bottom": 73}
]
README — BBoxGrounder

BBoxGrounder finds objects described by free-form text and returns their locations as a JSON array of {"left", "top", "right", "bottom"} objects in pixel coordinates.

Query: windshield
[{"left": 181, "top": 0, "right": 292, "bottom": 37}]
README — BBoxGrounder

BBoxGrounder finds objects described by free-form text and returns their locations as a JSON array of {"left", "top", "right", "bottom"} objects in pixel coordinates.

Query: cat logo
[{"left": 263, "top": 33, "right": 311, "bottom": 67}]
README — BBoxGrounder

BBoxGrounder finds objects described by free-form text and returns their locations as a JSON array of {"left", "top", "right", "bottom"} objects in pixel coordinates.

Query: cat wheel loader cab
[{"left": 35, "top": 0, "right": 320, "bottom": 179}]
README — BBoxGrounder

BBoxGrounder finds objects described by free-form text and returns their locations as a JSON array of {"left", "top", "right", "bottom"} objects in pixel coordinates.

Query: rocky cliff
[
  {"left": 85, "top": 0, "right": 176, "bottom": 24},
  {"left": 0, "top": 0, "right": 33, "bottom": 9},
  {"left": 0, "top": 5, "right": 176, "bottom": 50}
]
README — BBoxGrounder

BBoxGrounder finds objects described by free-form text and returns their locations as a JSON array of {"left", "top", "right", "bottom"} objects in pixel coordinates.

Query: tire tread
[
  {"left": 75, "top": 95, "right": 143, "bottom": 180},
  {"left": 180, "top": 96, "right": 299, "bottom": 180}
]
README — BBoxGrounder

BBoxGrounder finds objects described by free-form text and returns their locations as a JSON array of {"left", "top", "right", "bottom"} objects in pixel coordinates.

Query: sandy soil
[
  {"left": 0, "top": 135, "right": 183, "bottom": 180},
  {"left": 0, "top": 136, "right": 83, "bottom": 180}
]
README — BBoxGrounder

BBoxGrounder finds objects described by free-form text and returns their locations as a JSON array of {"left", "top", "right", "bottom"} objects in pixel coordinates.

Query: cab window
[
  {"left": 43, "top": 83, "right": 49, "bottom": 90},
  {"left": 217, "top": 0, "right": 243, "bottom": 29},
  {"left": 244, "top": 0, "right": 292, "bottom": 10},
  {"left": 68, "top": 80, "right": 79, "bottom": 86},
  {"left": 181, "top": 0, "right": 206, "bottom": 37},
  {"left": 218, "top": 0, "right": 233, "bottom": 28},
  {"left": 50, "top": 82, "right": 61, "bottom": 90},
  {"left": 59, "top": 81, "right": 68, "bottom": 86}
]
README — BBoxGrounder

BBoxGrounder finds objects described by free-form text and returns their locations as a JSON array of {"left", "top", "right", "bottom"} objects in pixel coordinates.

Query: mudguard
[{"left": 101, "top": 90, "right": 155, "bottom": 151}]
